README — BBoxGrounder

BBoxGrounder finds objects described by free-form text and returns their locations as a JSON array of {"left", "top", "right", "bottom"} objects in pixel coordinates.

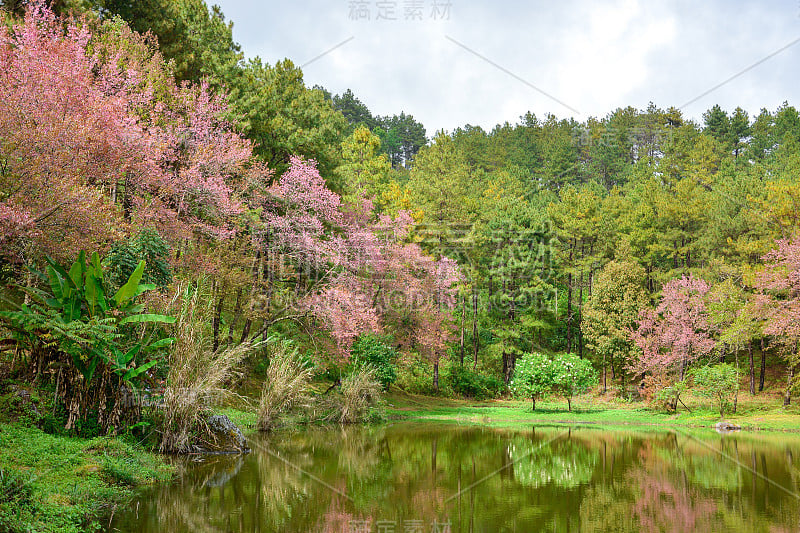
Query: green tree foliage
[
  {"left": 95, "top": 0, "right": 243, "bottom": 85},
  {"left": 689, "top": 364, "right": 739, "bottom": 418},
  {"left": 448, "top": 365, "right": 506, "bottom": 399},
  {"left": 551, "top": 353, "right": 598, "bottom": 411},
  {"left": 10, "top": 0, "right": 800, "bottom": 413},
  {"left": 510, "top": 352, "right": 554, "bottom": 410},
  {"left": 583, "top": 249, "right": 649, "bottom": 391},
  {"left": 476, "top": 196, "right": 554, "bottom": 381},
  {"left": 334, "top": 125, "right": 391, "bottom": 204},
  {"left": 378, "top": 112, "right": 427, "bottom": 168},
  {"left": 331, "top": 88, "right": 377, "bottom": 131},
  {"left": 228, "top": 58, "right": 347, "bottom": 178},
  {"left": 407, "top": 132, "right": 477, "bottom": 225},
  {"left": 348, "top": 334, "right": 398, "bottom": 390},
  {"left": 106, "top": 229, "right": 172, "bottom": 289}
]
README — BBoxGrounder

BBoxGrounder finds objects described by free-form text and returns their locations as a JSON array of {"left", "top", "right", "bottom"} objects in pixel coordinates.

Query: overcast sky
[{"left": 211, "top": 0, "right": 800, "bottom": 135}]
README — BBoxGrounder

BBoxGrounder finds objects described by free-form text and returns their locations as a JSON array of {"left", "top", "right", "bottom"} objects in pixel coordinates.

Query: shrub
[
  {"left": 449, "top": 365, "right": 506, "bottom": 400},
  {"left": 106, "top": 229, "right": 172, "bottom": 289},
  {"left": 394, "top": 355, "right": 437, "bottom": 395},
  {"left": 348, "top": 334, "right": 398, "bottom": 390},
  {"left": 641, "top": 373, "right": 687, "bottom": 412},
  {"left": 0, "top": 251, "right": 175, "bottom": 433}
]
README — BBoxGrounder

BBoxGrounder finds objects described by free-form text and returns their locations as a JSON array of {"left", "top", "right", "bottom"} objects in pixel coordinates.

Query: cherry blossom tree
[
  {"left": 754, "top": 236, "right": 800, "bottom": 404},
  {"left": 0, "top": 3, "right": 141, "bottom": 261},
  {"left": 0, "top": 3, "right": 251, "bottom": 268},
  {"left": 261, "top": 157, "right": 460, "bottom": 363},
  {"left": 631, "top": 275, "right": 715, "bottom": 380}
]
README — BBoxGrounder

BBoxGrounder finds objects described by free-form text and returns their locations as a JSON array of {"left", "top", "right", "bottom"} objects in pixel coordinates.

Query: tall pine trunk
[
  {"left": 566, "top": 239, "right": 574, "bottom": 353},
  {"left": 602, "top": 354, "right": 607, "bottom": 394},
  {"left": 459, "top": 293, "right": 465, "bottom": 366},
  {"left": 226, "top": 288, "right": 243, "bottom": 349},
  {"left": 749, "top": 341, "right": 755, "bottom": 395},
  {"left": 472, "top": 290, "right": 479, "bottom": 371},
  {"left": 759, "top": 337, "right": 767, "bottom": 392},
  {"left": 212, "top": 280, "right": 226, "bottom": 352}
]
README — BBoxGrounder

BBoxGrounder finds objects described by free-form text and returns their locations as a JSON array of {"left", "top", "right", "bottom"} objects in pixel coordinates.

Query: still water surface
[{"left": 109, "top": 423, "right": 800, "bottom": 532}]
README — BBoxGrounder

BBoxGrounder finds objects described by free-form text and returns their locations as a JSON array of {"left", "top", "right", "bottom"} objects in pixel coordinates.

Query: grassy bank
[
  {"left": 385, "top": 390, "right": 800, "bottom": 432},
  {"left": 0, "top": 423, "right": 173, "bottom": 533}
]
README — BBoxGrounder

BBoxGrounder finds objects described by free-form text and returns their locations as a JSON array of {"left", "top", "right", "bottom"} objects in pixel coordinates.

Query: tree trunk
[
  {"left": 433, "top": 361, "right": 439, "bottom": 392},
  {"left": 531, "top": 395, "right": 536, "bottom": 411},
  {"left": 578, "top": 241, "right": 584, "bottom": 359},
  {"left": 122, "top": 174, "right": 132, "bottom": 221},
  {"left": 602, "top": 354, "right": 607, "bottom": 394},
  {"left": 488, "top": 276, "right": 493, "bottom": 315},
  {"left": 784, "top": 364, "right": 795, "bottom": 407},
  {"left": 588, "top": 241, "right": 594, "bottom": 297},
  {"left": 240, "top": 250, "right": 263, "bottom": 345},
  {"left": 502, "top": 351, "right": 509, "bottom": 385},
  {"left": 567, "top": 397, "right": 572, "bottom": 411},
  {"left": 749, "top": 341, "right": 755, "bottom": 395},
  {"left": 212, "top": 281, "right": 226, "bottom": 353},
  {"left": 22, "top": 267, "right": 33, "bottom": 306},
  {"left": 459, "top": 293, "right": 465, "bottom": 366},
  {"left": 759, "top": 337, "right": 766, "bottom": 392},
  {"left": 566, "top": 272, "right": 573, "bottom": 354},
  {"left": 227, "top": 288, "right": 243, "bottom": 349},
  {"left": 472, "top": 290, "right": 479, "bottom": 371}
]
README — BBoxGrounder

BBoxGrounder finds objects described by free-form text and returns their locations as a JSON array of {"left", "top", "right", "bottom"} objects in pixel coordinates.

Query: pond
[{"left": 108, "top": 423, "right": 800, "bottom": 532}]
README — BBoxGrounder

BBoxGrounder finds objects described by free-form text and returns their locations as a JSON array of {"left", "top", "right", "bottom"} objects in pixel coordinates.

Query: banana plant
[{"left": 3, "top": 250, "right": 175, "bottom": 385}]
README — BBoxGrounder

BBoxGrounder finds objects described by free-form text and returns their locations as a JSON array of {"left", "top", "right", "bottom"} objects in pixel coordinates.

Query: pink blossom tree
[
  {"left": 631, "top": 275, "right": 715, "bottom": 380},
  {"left": 261, "top": 156, "right": 460, "bottom": 369},
  {"left": 754, "top": 237, "right": 800, "bottom": 405},
  {"left": 0, "top": 3, "right": 251, "bottom": 268},
  {"left": 0, "top": 3, "right": 143, "bottom": 261}
]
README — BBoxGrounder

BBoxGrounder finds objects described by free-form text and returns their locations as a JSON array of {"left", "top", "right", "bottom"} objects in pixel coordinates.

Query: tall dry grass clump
[
  {"left": 257, "top": 343, "right": 314, "bottom": 431},
  {"left": 337, "top": 366, "right": 382, "bottom": 424},
  {"left": 159, "top": 282, "right": 253, "bottom": 453}
]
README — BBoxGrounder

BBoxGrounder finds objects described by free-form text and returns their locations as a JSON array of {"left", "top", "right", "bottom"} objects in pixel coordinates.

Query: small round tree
[
  {"left": 690, "top": 364, "right": 740, "bottom": 419},
  {"left": 511, "top": 352, "right": 554, "bottom": 411},
  {"left": 552, "top": 353, "right": 598, "bottom": 411}
]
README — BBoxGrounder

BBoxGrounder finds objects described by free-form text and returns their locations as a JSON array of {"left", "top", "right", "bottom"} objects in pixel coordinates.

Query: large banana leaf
[
  {"left": 113, "top": 260, "right": 145, "bottom": 307},
  {"left": 142, "top": 337, "right": 175, "bottom": 353},
  {"left": 118, "top": 313, "right": 176, "bottom": 326},
  {"left": 123, "top": 360, "right": 158, "bottom": 382}
]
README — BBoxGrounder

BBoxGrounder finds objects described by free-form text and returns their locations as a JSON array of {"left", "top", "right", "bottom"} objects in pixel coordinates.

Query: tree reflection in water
[{"left": 109, "top": 424, "right": 800, "bottom": 532}]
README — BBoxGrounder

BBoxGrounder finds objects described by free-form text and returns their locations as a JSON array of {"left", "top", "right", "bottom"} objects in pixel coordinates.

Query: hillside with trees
[
  {"left": 2, "top": 1, "right": 800, "bottom": 530},
  {"left": 0, "top": 0, "right": 799, "bottom": 481}
]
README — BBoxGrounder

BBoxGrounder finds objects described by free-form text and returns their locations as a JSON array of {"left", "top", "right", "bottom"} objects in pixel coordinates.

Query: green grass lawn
[
  {"left": 384, "top": 389, "right": 800, "bottom": 432},
  {"left": 0, "top": 423, "right": 174, "bottom": 533}
]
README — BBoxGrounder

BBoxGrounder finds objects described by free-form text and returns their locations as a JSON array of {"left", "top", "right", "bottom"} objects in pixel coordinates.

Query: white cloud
[{"left": 214, "top": 0, "right": 800, "bottom": 134}]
